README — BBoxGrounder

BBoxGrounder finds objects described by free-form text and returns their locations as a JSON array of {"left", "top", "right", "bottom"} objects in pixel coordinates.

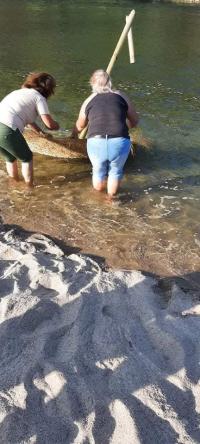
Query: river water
[{"left": 0, "top": 0, "right": 200, "bottom": 277}]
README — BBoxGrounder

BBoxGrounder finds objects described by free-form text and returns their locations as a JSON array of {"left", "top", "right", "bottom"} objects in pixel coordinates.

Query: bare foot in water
[
  {"left": 25, "top": 181, "right": 34, "bottom": 190},
  {"left": 8, "top": 177, "right": 20, "bottom": 187},
  {"left": 105, "top": 194, "right": 120, "bottom": 205}
]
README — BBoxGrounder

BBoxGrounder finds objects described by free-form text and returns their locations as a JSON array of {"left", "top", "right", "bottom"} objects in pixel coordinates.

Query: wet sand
[{"left": 0, "top": 139, "right": 199, "bottom": 279}]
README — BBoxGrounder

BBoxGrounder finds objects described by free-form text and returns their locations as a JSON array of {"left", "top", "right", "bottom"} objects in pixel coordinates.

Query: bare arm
[
  {"left": 71, "top": 110, "right": 88, "bottom": 138},
  {"left": 27, "top": 122, "right": 44, "bottom": 135},
  {"left": 76, "top": 113, "right": 88, "bottom": 132},
  {"left": 27, "top": 116, "right": 59, "bottom": 139},
  {"left": 40, "top": 114, "right": 60, "bottom": 130},
  {"left": 115, "top": 91, "right": 139, "bottom": 129},
  {"left": 71, "top": 94, "right": 96, "bottom": 137},
  {"left": 126, "top": 103, "right": 139, "bottom": 128}
]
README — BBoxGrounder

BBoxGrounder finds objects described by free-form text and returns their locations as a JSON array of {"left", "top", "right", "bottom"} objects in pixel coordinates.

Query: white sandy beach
[{"left": 0, "top": 224, "right": 200, "bottom": 444}]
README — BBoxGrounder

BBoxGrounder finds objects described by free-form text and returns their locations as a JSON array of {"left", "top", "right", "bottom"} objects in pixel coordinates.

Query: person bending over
[
  {"left": 0, "top": 72, "right": 59, "bottom": 185},
  {"left": 74, "top": 69, "right": 139, "bottom": 197}
]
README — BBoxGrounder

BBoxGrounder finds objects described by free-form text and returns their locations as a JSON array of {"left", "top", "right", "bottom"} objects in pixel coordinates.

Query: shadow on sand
[{"left": 0, "top": 224, "right": 199, "bottom": 443}]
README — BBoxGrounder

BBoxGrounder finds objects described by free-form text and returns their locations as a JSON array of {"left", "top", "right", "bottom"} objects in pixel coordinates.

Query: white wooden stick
[
  {"left": 106, "top": 9, "right": 135, "bottom": 74},
  {"left": 126, "top": 16, "right": 135, "bottom": 64}
]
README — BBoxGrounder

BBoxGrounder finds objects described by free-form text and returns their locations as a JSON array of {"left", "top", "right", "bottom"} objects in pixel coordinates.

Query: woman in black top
[{"left": 74, "top": 70, "right": 139, "bottom": 197}]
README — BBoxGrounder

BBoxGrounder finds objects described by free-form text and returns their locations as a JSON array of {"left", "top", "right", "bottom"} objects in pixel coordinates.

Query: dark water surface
[{"left": 0, "top": 0, "right": 200, "bottom": 276}]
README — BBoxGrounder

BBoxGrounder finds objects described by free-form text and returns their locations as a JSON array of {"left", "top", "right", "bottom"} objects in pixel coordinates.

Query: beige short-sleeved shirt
[{"left": 0, "top": 88, "right": 49, "bottom": 132}]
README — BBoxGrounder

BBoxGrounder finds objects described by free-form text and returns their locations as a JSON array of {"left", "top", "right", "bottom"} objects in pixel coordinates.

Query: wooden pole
[
  {"left": 79, "top": 9, "right": 135, "bottom": 139},
  {"left": 106, "top": 9, "right": 135, "bottom": 74},
  {"left": 126, "top": 16, "right": 135, "bottom": 64}
]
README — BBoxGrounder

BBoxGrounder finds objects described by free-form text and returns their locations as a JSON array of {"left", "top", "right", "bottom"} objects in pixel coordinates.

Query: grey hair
[{"left": 89, "top": 69, "right": 112, "bottom": 93}]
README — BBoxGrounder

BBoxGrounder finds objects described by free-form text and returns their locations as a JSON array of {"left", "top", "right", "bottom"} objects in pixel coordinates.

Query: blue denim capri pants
[{"left": 87, "top": 136, "right": 131, "bottom": 182}]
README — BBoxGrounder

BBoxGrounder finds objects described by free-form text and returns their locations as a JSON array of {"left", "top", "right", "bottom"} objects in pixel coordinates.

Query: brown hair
[{"left": 22, "top": 72, "right": 56, "bottom": 98}]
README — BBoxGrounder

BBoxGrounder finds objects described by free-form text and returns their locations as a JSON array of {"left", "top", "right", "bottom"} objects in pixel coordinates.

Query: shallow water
[{"left": 0, "top": 0, "right": 200, "bottom": 276}]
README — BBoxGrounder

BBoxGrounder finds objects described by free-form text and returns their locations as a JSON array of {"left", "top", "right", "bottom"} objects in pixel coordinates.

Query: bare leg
[
  {"left": 21, "top": 160, "right": 33, "bottom": 185},
  {"left": 92, "top": 177, "right": 106, "bottom": 192},
  {"left": 6, "top": 160, "right": 19, "bottom": 180},
  {"left": 107, "top": 178, "right": 121, "bottom": 197}
]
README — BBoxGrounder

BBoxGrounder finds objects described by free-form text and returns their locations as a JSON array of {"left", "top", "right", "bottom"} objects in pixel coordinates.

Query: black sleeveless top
[{"left": 85, "top": 92, "right": 129, "bottom": 138}]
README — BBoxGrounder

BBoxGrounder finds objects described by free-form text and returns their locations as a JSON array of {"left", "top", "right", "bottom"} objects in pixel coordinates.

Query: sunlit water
[{"left": 0, "top": 0, "right": 200, "bottom": 277}]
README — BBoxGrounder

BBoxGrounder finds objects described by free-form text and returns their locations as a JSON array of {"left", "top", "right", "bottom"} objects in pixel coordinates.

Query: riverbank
[
  {"left": 0, "top": 223, "right": 199, "bottom": 443},
  {"left": 168, "top": 1, "right": 200, "bottom": 3}
]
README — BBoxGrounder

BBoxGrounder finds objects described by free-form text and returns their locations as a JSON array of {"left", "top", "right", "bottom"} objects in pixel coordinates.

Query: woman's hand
[
  {"left": 39, "top": 132, "right": 53, "bottom": 140},
  {"left": 70, "top": 126, "right": 79, "bottom": 139}
]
